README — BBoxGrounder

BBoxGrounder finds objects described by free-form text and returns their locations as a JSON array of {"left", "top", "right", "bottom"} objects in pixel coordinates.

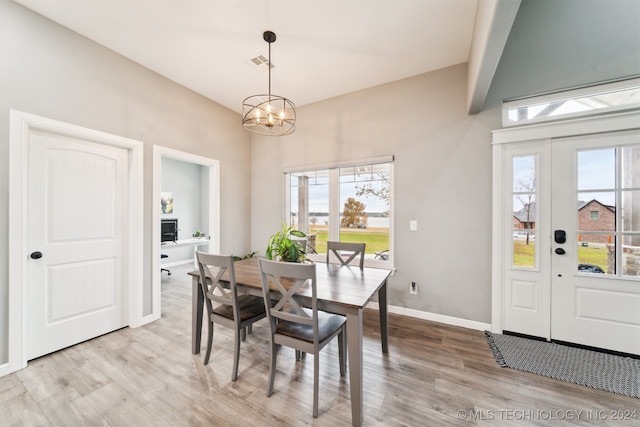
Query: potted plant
[
  {"left": 193, "top": 230, "right": 204, "bottom": 239},
  {"left": 232, "top": 251, "right": 257, "bottom": 262},
  {"left": 266, "top": 222, "right": 307, "bottom": 263}
]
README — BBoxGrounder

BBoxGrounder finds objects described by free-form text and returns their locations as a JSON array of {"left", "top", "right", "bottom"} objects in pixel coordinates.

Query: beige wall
[
  {"left": 0, "top": 0, "right": 252, "bottom": 363},
  {"left": 251, "top": 64, "right": 500, "bottom": 323}
]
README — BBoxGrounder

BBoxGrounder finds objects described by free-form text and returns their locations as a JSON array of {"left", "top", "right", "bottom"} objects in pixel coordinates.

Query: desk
[
  {"left": 161, "top": 238, "right": 210, "bottom": 268},
  {"left": 189, "top": 257, "right": 391, "bottom": 427}
]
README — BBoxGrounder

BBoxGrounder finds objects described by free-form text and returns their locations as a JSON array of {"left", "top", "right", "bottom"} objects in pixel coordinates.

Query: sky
[
  {"left": 512, "top": 148, "right": 618, "bottom": 211},
  {"left": 291, "top": 175, "right": 390, "bottom": 214}
]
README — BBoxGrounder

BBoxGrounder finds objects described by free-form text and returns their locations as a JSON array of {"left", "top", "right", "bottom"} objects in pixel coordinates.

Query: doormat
[{"left": 484, "top": 331, "right": 640, "bottom": 398}]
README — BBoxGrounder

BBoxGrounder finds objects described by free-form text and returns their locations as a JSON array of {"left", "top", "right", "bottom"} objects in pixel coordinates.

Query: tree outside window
[
  {"left": 286, "top": 161, "right": 392, "bottom": 264},
  {"left": 341, "top": 197, "right": 368, "bottom": 228}
]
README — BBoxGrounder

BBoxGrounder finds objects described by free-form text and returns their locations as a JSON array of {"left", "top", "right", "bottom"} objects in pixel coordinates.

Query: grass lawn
[
  {"left": 577, "top": 244, "right": 609, "bottom": 270},
  {"left": 308, "top": 226, "right": 389, "bottom": 254},
  {"left": 513, "top": 240, "right": 536, "bottom": 267},
  {"left": 513, "top": 240, "right": 608, "bottom": 271}
]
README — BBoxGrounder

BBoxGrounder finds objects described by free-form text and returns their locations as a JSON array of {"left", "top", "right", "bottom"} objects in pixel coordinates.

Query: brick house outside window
[{"left": 577, "top": 199, "right": 615, "bottom": 244}]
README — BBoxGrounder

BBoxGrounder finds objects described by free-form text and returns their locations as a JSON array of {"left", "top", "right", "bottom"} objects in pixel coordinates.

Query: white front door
[
  {"left": 551, "top": 130, "right": 640, "bottom": 355},
  {"left": 498, "top": 127, "right": 640, "bottom": 355},
  {"left": 27, "top": 129, "right": 129, "bottom": 360}
]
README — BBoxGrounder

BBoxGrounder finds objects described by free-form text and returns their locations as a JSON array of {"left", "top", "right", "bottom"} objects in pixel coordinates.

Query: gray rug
[{"left": 485, "top": 331, "right": 640, "bottom": 398}]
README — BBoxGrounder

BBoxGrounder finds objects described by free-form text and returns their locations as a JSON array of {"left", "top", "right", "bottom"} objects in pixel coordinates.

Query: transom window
[
  {"left": 503, "top": 78, "right": 640, "bottom": 127},
  {"left": 285, "top": 157, "right": 393, "bottom": 266}
]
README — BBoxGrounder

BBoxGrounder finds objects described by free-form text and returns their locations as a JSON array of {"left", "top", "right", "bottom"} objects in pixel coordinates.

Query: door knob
[
  {"left": 30, "top": 251, "right": 43, "bottom": 259},
  {"left": 555, "top": 248, "right": 566, "bottom": 255}
]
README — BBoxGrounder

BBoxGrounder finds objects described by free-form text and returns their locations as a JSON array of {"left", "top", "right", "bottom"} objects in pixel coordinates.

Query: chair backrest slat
[
  {"left": 197, "top": 252, "right": 239, "bottom": 317},
  {"left": 326, "top": 241, "right": 366, "bottom": 269},
  {"left": 259, "top": 259, "right": 318, "bottom": 337}
]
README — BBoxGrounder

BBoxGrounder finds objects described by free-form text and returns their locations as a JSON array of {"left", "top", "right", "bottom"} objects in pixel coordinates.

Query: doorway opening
[{"left": 151, "top": 146, "right": 220, "bottom": 322}]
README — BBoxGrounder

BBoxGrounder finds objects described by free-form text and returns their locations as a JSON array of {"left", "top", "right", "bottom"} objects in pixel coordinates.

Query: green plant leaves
[
  {"left": 266, "top": 222, "right": 307, "bottom": 262},
  {"left": 290, "top": 230, "right": 306, "bottom": 238}
]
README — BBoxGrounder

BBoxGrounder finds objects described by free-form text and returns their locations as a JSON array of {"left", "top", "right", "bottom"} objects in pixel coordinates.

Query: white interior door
[
  {"left": 551, "top": 130, "right": 640, "bottom": 355},
  {"left": 27, "top": 129, "right": 129, "bottom": 360}
]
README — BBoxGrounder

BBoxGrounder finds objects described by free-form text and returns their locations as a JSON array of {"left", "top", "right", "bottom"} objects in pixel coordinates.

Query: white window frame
[
  {"left": 284, "top": 155, "right": 394, "bottom": 268},
  {"left": 502, "top": 77, "right": 640, "bottom": 127}
]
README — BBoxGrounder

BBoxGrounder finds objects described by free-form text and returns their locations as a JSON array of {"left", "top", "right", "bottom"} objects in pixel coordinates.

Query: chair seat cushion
[
  {"left": 276, "top": 309, "right": 346, "bottom": 343},
  {"left": 213, "top": 294, "right": 266, "bottom": 321}
]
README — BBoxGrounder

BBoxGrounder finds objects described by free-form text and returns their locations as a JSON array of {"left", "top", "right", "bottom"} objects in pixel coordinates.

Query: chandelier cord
[{"left": 268, "top": 39, "right": 272, "bottom": 102}]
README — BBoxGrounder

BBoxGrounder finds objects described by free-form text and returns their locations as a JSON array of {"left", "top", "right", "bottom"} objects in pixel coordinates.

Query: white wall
[
  {"left": 251, "top": 64, "right": 499, "bottom": 324},
  {"left": 0, "top": 0, "right": 252, "bottom": 364}
]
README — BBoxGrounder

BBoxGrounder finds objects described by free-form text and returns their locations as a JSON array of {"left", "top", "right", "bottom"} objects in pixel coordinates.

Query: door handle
[
  {"left": 555, "top": 248, "right": 566, "bottom": 255},
  {"left": 30, "top": 251, "right": 43, "bottom": 259}
]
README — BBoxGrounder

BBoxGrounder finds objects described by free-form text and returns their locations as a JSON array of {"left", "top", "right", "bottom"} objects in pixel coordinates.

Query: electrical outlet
[{"left": 410, "top": 281, "right": 417, "bottom": 295}]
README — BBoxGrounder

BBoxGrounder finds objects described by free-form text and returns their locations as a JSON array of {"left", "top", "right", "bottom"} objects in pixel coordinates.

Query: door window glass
[
  {"left": 512, "top": 155, "right": 537, "bottom": 268},
  {"left": 576, "top": 146, "right": 640, "bottom": 276},
  {"left": 621, "top": 146, "right": 640, "bottom": 276}
]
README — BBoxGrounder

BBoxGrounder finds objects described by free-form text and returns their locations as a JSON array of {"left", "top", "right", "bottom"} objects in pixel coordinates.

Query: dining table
[{"left": 189, "top": 257, "right": 392, "bottom": 427}]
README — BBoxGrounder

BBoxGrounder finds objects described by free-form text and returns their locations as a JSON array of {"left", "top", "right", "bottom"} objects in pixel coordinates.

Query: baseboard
[
  {"left": 367, "top": 302, "right": 491, "bottom": 331},
  {"left": 0, "top": 361, "right": 21, "bottom": 378},
  {"left": 136, "top": 312, "right": 161, "bottom": 327}
]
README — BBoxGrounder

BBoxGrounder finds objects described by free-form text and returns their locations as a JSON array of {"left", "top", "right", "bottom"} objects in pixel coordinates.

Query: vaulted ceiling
[{"left": 15, "top": 0, "right": 513, "bottom": 114}]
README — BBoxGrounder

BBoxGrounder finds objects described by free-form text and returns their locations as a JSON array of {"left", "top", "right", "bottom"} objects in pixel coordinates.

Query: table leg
[
  {"left": 193, "top": 246, "right": 198, "bottom": 269},
  {"left": 347, "top": 310, "right": 364, "bottom": 426},
  {"left": 378, "top": 280, "right": 389, "bottom": 353},
  {"left": 191, "top": 275, "right": 203, "bottom": 354}
]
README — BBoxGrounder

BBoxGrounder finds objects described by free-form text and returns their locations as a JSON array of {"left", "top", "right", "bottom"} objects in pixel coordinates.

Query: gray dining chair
[
  {"left": 196, "top": 251, "right": 266, "bottom": 381},
  {"left": 258, "top": 258, "right": 346, "bottom": 418},
  {"left": 326, "top": 241, "right": 366, "bottom": 269}
]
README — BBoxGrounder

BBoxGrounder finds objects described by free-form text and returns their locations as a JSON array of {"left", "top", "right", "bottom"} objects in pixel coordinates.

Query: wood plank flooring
[{"left": 1, "top": 263, "right": 638, "bottom": 426}]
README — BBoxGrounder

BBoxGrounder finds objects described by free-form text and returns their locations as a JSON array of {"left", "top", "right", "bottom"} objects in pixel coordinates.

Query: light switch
[{"left": 409, "top": 220, "right": 418, "bottom": 231}]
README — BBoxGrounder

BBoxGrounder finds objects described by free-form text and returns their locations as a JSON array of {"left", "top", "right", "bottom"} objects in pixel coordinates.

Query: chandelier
[{"left": 242, "top": 31, "right": 296, "bottom": 136}]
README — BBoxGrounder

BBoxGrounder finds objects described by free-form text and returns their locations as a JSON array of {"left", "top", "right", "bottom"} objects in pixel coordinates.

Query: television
[{"left": 161, "top": 218, "right": 178, "bottom": 242}]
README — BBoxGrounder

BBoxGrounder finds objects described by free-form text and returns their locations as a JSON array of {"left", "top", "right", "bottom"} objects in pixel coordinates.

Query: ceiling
[{"left": 15, "top": 0, "right": 479, "bottom": 114}]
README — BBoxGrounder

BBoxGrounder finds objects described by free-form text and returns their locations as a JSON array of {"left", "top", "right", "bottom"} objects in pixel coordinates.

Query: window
[
  {"left": 512, "top": 155, "right": 537, "bottom": 269},
  {"left": 286, "top": 157, "right": 393, "bottom": 266},
  {"left": 503, "top": 78, "right": 640, "bottom": 127},
  {"left": 577, "top": 146, "right": 640, "bottom": 276}
]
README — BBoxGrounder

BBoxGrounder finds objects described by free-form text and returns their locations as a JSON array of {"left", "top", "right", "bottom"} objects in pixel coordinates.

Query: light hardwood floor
[{"left": 1, "top": 263, "right": 638, "bottom": 426}]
